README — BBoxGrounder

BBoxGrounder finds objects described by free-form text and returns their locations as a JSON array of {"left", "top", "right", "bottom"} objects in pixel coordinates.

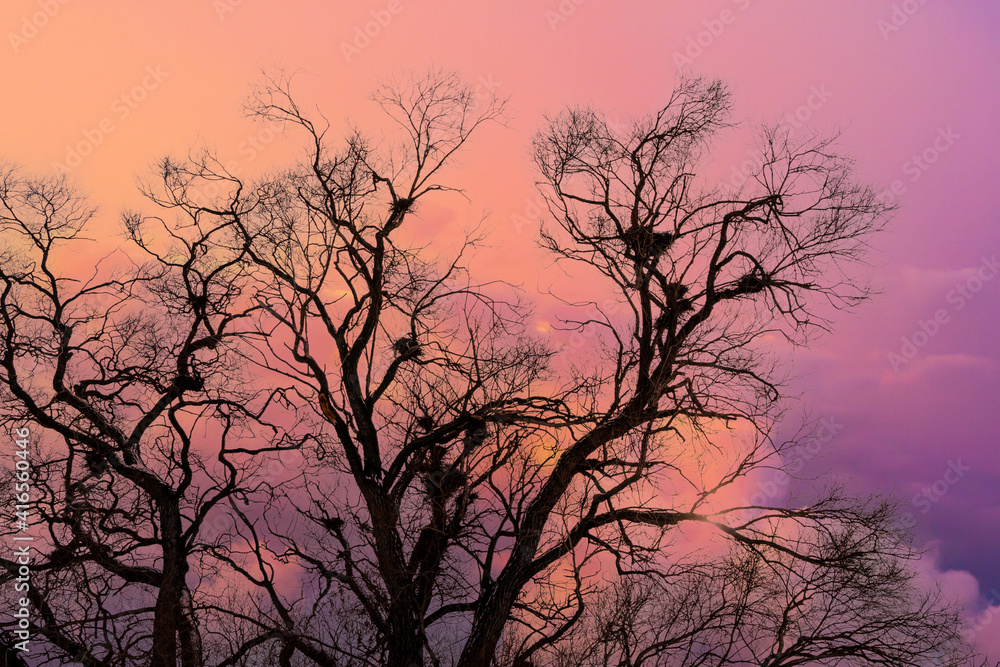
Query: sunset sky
[{"left": 3, "top": 0, "right": 999, "bottom": 656}]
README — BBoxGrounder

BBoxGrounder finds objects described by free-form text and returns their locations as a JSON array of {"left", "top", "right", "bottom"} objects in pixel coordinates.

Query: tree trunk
[
  {"left": 386, "top": 628, "right": 424, "bottom": 667},
  {"left": 150, "top": 498, "right": 188, "bottom": 667},
  {"left": 457, "top": 582, "right": 518, "bottom": 667},
  {"left": 177, "top": 586, "right": 204, "bottom": 667}
]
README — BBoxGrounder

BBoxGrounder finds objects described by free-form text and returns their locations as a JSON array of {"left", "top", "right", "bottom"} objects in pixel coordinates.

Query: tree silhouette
[
  {"left": 0, "top": 72, "right": 986, "bottom": 666},
  {"left": 0, "top": 164, "right": 308, "bottom": 666}
]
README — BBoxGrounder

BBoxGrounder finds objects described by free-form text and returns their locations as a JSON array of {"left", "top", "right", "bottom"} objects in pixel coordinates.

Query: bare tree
[
  {"left": 0, "top": 72, "right": 986, "bottom": 667},
  {"left": 525, "top": 501, "right": 981, "bottom": 666},
  {"left": 137, "top": 71, "right": 978, "bottom": 667},
  {"left": 0, "top": 164, "right": 308, "bottom": 666}
]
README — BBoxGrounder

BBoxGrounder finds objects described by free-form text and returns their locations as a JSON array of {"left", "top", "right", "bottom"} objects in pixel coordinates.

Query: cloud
[
  {"left": 913, "top": 547, "right": 1000, "bottom": 659},
  {"left": 880, "top": 352, "right": 993, "bottom": 385}
]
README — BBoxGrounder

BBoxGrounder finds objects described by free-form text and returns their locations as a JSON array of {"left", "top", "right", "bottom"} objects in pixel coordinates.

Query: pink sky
[{"left": 3, "top": 0, "right": 999, "bottom": 656}]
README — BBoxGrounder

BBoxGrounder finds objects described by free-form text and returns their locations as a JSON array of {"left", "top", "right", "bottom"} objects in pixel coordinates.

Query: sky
[{"left": 2, "top": 0, "right": 999, "bottom": 657}]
